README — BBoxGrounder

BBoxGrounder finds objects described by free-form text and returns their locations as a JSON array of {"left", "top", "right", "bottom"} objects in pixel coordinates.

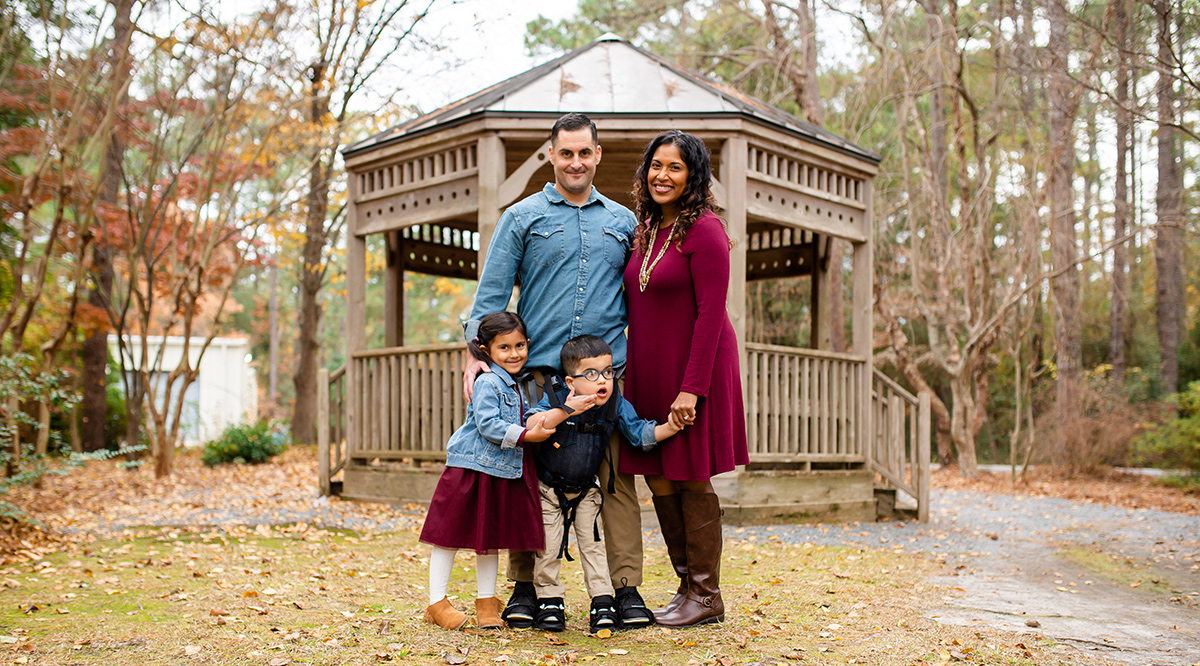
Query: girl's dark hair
[
  {"left": 630, "top": 130, "right": 720, "bottom": 252},
  {"left": 468, "top": 312, "right": 528, "bottom": 363}
]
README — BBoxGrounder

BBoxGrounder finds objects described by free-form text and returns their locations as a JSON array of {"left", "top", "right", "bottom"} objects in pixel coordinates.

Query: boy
[{"left": 524, "top": 335, "right": 684, "bottom": 632}]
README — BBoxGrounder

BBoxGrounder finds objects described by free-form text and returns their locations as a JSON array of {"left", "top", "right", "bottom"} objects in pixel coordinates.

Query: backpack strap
[{"left": 552, "top": 481, "right": 602, "bottom": 562}]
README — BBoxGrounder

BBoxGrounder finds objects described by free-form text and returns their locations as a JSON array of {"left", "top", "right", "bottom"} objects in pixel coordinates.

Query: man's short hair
[
  {"left": 561, "top": 334, "right": 611, "bottom": 375},
  {"left": 550, "top": 113, "right": 598, "bottom": 145}
]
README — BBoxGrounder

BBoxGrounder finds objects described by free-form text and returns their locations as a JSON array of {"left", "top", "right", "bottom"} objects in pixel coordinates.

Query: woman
[{"left": 620, "top": 130, "right": 749, "bottom": 627}]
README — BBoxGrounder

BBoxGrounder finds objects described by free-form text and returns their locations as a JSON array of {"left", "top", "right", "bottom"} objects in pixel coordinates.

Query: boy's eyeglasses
[{"left": 570, "top": 367, "right": 614, "bottom": 381}]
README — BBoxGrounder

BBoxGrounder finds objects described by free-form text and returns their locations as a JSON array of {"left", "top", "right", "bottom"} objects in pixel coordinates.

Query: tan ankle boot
[
  {"left": 476, "top": 596, "right": 503, "bottom": 629},
  {"left": 424, "top": 598, "right": 467, "bottom": 630}
]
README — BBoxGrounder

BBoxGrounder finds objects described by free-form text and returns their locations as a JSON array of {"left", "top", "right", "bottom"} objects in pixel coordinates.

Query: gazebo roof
[{"left": 344, "top": 35, "right": 880, "bottom": 164}]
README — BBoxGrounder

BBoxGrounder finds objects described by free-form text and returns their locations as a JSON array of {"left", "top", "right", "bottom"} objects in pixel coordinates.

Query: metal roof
[{"left": 344, "top": 35, "right": 880, "bottom": 163}]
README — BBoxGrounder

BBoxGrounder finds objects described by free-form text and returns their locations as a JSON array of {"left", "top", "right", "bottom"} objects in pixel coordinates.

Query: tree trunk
[
  {"left": 82, "top": 0, "right": 135, "bottom": 452},
  {"left": 1154, "top": 0, "right": 1183, "bottom": 395},
  {"left": 1047, "top": 0, "right": 1082, "bottom": 451},
  {"left": 949, "top": 373, "right": 978, "bottom": 476},
  {"left": 1109, "top": 0, "right": 1130, "bottom": 384},
  {"left": 293, "top": 155, "right": 329, "bottom": 447},
  {"left": 269, "top": 260, "right": 279, "bottom": 416},
  {"left": 292, "top": 58, "right": 332, "bottom": 448}
]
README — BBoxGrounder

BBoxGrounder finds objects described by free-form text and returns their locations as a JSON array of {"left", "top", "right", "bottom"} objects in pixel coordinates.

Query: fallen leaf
[
  {"left": 594, "top": 629, "right": 612, "bottom": 639},
  {"left": 183, "top": 645, "right": 201, "bottom": 655},
  {"left": 268, "top": 658, "right": 291, "bottom": 666},
  {"left": 443, "top": 653, "right": 466, "bottom": 665}
]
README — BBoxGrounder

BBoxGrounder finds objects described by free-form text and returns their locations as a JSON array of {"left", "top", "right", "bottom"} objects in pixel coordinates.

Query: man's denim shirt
[
  {"left": 466, "top": 183, "right": 637, "bottom": 372},
  {"left": 527, "top": 393, "right": 660, "bottom": 453},
  {"left": 444, "top": 363, "right": 526, "bottom": 479}
]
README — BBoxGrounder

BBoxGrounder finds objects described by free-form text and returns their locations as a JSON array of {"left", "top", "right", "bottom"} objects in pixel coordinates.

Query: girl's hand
[
  {"left": 667, "top": 411, "right": 688, "bottom": 431},
  {"left": 524, "top": 419, "right": 556, "bottom": 443},
  {"left": 670, "top": 391, "right": 699, "bottom": 426},
  {"left": 563, "top": 387, "right": 597, "bottom": 414}
]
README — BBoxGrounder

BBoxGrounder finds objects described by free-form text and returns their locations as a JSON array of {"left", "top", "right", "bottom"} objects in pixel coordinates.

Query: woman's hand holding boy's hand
[{"left": 670, "top": 391, "right": 699, "bottom": 427}]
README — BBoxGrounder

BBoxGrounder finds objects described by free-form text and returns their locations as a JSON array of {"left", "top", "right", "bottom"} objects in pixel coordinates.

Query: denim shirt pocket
[
  {"left": 528, "top": 221, "right": 566, "bottom": 266},
  {"left": 603, "top": 226, "right": 630, "bottom": 270}
]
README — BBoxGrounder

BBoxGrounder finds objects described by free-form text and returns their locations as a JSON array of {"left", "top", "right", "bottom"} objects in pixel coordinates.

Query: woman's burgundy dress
[{"left": 620, "top": 211, "right": 749, "bottom": 481}]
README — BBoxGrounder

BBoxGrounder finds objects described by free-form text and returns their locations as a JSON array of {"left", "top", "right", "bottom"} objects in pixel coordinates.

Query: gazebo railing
[
  {"left": 349, "top": 343, "right": 467, "bottom": 460},
  {"left": 870, "top": 369, "right": 931, "bottom": 521},
  {"left": 317, "top": 366, "right": 347, "bottom": 496},
  {"left": 318, "top": 342, "right": 928, "bottom": 519},
  {"left": 745, "top": 343, "right": 868, "bottom": 464}
]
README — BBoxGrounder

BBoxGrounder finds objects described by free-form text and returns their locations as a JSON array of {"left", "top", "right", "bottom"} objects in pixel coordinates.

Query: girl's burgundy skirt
[{"left": 419, "top": 450, "right": 543, "bottom": 554}]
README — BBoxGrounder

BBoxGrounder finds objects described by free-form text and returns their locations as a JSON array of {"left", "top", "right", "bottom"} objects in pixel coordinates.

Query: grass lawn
[{"left": 0, "top": 522, "right": 1100, "bottom": 665}]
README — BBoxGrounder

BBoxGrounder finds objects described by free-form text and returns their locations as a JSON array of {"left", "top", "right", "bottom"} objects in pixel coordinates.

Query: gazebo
[{"left": 318, "top": 35, "right": 930, "bottom": 523}]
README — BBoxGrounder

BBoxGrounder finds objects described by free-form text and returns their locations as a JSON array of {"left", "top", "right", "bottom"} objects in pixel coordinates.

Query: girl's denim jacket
[{"left": 444, "top": 363, "right": 526, "bottom": 479}]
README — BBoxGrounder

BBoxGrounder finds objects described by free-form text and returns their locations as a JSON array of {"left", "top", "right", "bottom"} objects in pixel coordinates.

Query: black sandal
[
  {"left": 615, "top": 584, "right": 656, "bottom": 628},
  {"left": 501, "top": 582, "right": 537, "bottom": 629},
  {"left": 589, "top": 595, "right": 619, "bottom": 633},
  {"left": 534, "top": 597, "right": 566, "bottom": 632}
]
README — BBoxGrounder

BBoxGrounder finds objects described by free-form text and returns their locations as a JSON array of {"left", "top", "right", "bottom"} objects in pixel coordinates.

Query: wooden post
[
  {"left": 917, "top": 391, "right": 931, "bottom": 522},
  {"left": 477, "top": 133, "right": 506, "bottom": 275},
  {"left": 317, "top": 367, "right": 330, "bottom": 496},
  {"left": 813, "top": 236, "right": 833, "bottom": 351},
  {"left": 853, "top": 180, "right": 875, "bottom": 467},
  {"left": 346, "top": 176, "right": 367, "bottom": 459},
  {"left": 384, "top": 231, "right": 405, "bottom": 347},
  {"left": 720, "top": 136, "right": 749, "bottom": 398}
]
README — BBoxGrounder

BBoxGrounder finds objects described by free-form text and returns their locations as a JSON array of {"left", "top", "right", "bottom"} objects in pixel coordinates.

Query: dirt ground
[{"left": 1, "top": 451, "right": 1197, "bottom": 665}]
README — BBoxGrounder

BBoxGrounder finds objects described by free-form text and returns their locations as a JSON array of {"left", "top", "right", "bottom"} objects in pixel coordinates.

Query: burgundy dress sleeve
[{"left": 679, "top": 212, "right": 731, "bottom": 397}]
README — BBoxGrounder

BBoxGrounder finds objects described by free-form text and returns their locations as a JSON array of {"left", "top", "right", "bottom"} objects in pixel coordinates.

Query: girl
[{"left": 418, "top": 312, "right": 555, "bottom": 630}]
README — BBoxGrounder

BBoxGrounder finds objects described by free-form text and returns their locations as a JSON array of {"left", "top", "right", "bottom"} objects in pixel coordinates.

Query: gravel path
[{"left": 725, "top": 489, "right": 1200, "bottom": 666}]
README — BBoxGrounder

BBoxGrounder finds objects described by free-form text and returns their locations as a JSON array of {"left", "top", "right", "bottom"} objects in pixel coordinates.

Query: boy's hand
[{"left": 563, "top": 387, "right": 597, "bottom": 414}]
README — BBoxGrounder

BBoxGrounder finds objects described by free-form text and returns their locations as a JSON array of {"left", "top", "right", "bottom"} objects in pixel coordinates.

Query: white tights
[{"left": 428, "top": 546, "right": 499, "bottom": 605}]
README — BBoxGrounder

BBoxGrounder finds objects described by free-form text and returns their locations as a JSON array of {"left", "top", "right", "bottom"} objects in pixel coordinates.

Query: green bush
[
  {"left": 1131, "top": 381, "right": 1200, "bottom": 476},
  {"left": 202, "top": 420, "right": 289, "bottom": 466}
]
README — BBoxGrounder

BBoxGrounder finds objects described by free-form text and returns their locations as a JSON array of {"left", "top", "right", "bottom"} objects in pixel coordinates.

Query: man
[{"left": 461, "top": 113, "right": 654, "bottom": 630}]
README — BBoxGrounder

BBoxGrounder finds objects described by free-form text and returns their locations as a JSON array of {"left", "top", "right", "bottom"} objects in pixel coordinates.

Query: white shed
[{"left": 108, "top": 335, "right": 259, "bottom": 445}]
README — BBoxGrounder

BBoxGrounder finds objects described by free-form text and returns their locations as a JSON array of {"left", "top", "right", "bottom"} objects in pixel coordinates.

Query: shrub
[
  {"left": 202, "top": 420, "right": 289, "bottom": 466},
  {"left": 1131, "top": 381, "right": 1200, "bottom": 477}
]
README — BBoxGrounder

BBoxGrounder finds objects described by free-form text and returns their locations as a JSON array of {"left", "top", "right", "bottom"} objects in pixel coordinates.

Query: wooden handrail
[
  {"left": 745, "top": 342, "right": 866, "bottom": 363},
  {"left": 352, "top": 342, "right": 463, "bottom": 358},
  {"left": 872, "top": 368, "right": 917, "bottom": 404}
]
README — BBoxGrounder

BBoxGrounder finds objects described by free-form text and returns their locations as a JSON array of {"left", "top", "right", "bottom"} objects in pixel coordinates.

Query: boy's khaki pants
[
  {"left": 508, "top": 372, "right": 643, "bottom": 589},
  {"left": 533, "top": 483, "right": 613, "bottom": 599}
]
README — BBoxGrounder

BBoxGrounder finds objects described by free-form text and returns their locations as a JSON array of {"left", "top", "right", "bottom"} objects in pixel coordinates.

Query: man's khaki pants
[
  {"left": 509, "top": 372, "right": 643, "bottom": 588},
  {"left": 533, "top": 482, "right": 613, "bottom": 599}
]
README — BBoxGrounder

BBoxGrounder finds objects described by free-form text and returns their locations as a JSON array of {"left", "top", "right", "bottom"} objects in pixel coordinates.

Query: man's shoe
[
  {"left": 614, "top": 585, "right": 655, "bottom": 628},
  {"left": 501, "top": 581, "right": 537, "bottom": 629},
  {"left": 588, "top": 594, "right": 619, "bottom": 633},
  {"left": 533, "top": 597, "right": 566, "bottom": 632}
]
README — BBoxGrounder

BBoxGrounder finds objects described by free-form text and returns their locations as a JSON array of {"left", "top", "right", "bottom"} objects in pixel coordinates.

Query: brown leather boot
[
  {"left": 655, "top": 491, "right": 725, "bottom": 627},
  {"left": 476, "top": 596, "right": 503, "bottom": 629},
  {"left": 424, "top": 597, "right": 467, "bottom": 630},
  {"left": 652, "top": 493, "right": 687, "bottom": 618}
]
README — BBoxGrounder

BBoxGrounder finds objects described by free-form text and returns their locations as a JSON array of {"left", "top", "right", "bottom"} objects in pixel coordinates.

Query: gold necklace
[{"left": 638, "top": 220, "right": 675, "bottom": 292}]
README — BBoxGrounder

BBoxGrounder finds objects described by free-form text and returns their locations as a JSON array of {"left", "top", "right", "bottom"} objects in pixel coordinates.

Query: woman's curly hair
[{"left": 630, "top": 131, "right": 721, "bottom": 252}]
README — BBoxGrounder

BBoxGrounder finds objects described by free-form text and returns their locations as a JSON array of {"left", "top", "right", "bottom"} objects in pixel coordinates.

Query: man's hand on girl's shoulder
[{"left": 461, "top": 355, "right": 491, "bottom": 402}]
